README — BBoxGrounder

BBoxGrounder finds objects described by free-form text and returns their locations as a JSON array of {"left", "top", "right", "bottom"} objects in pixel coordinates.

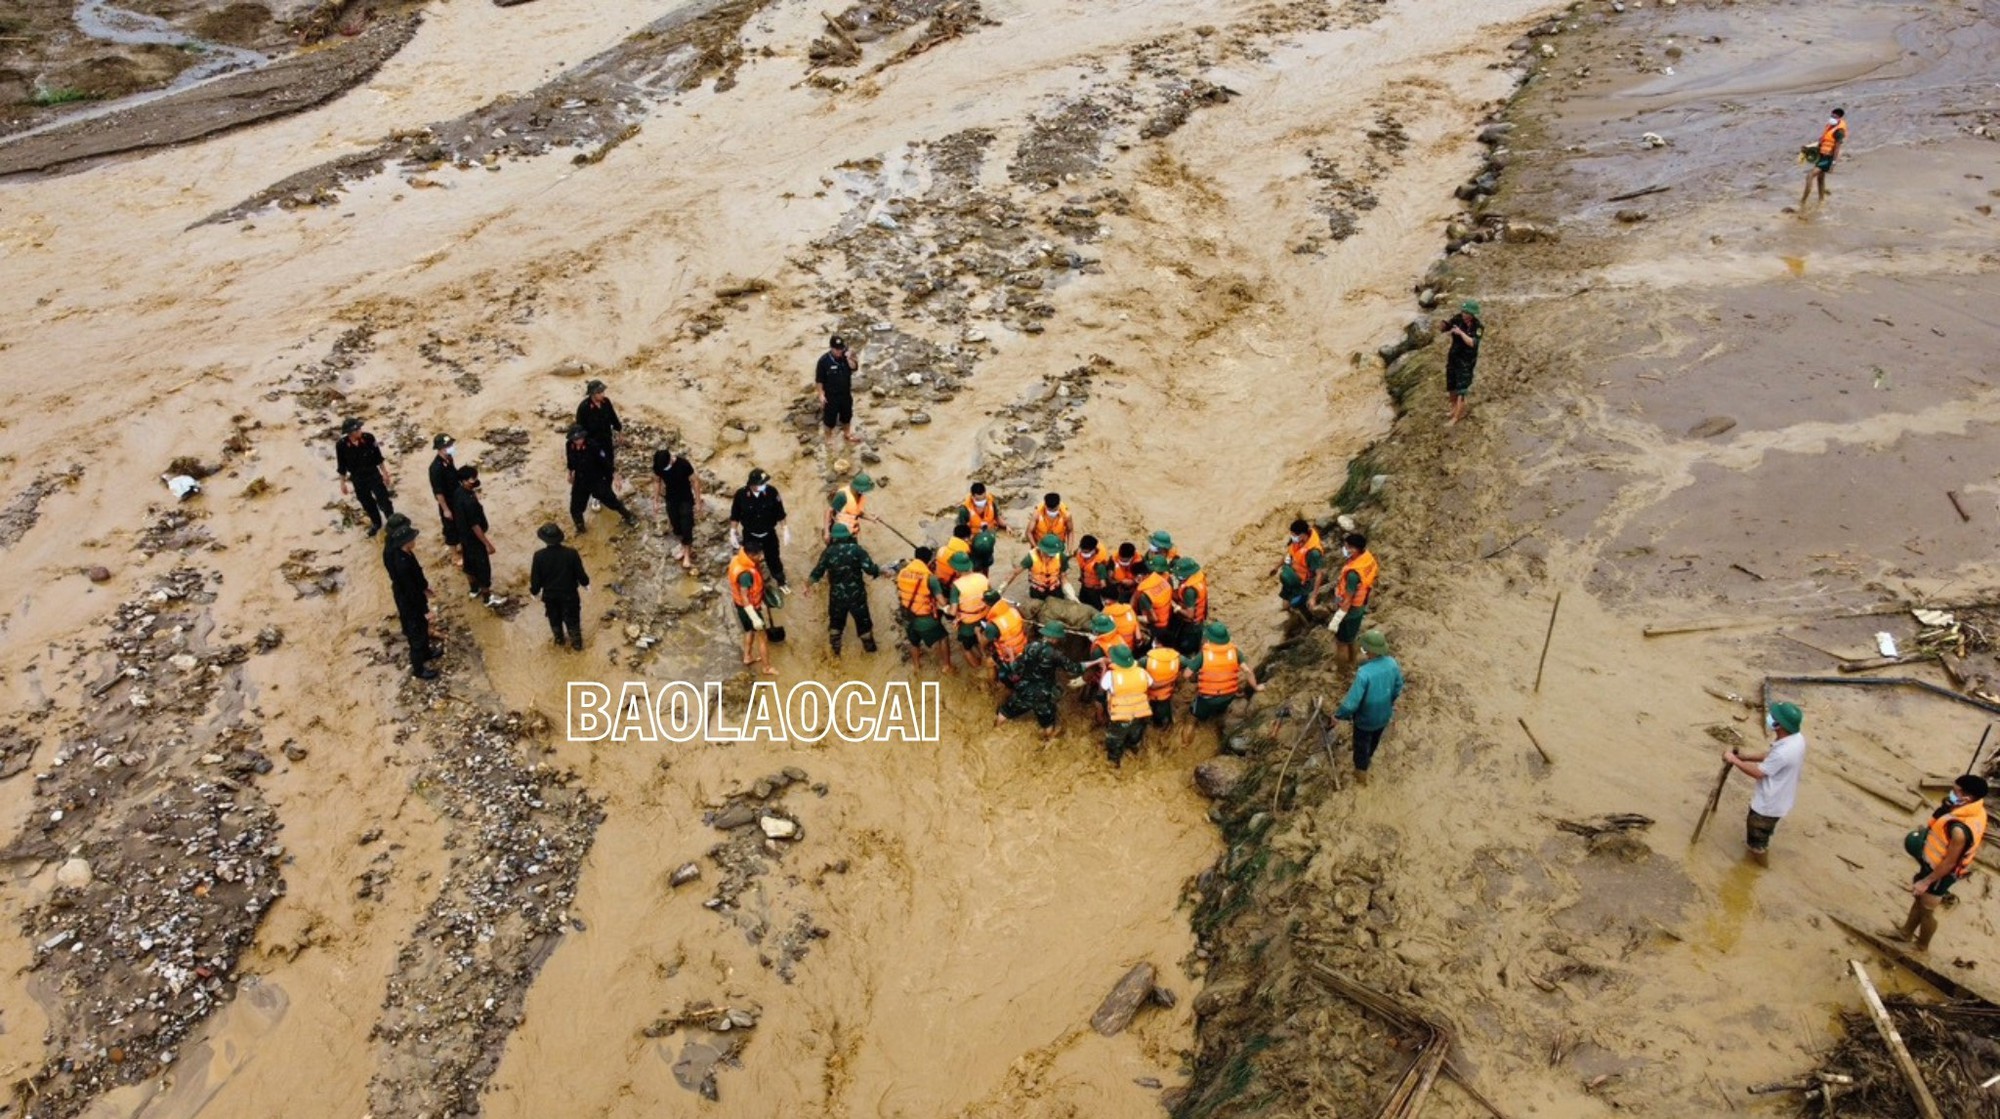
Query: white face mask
[
  {"left": 1341, "top": 547, "right": 1354, "bottom": 559},
  {"left": 1764, "top": 714, "right": 1778, "bottom": 734},
  {"left": 972, "top": 497, "right": 987, "bottom": 507},
  {"left": 752, "top": 485, "right": 766, "bottom": 496},
  {"left": 441, "top": 446, "right": 454, "bottom": 458}
]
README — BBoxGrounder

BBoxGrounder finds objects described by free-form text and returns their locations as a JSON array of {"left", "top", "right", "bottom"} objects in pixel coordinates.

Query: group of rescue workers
[{"left": 718, "top": 474, "right": 1381, "bottom": 766}]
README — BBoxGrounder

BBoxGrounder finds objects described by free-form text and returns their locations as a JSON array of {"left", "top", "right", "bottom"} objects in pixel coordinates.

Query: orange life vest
[
  {"left": 953, "top": 574, "right": 992, "bottom": 626},
  {"left": 1029, "top": 550, "right": 1065, "bottom": 593},
  {"left": 1144, "top": 647, "right": 1182, "bottom": 701},
  {"left": 1135, "top": 573, "right": 1172, "bottom": 628},
  {"left": 1108, "top": 555, "right": 1141, "bottom": 593},
  {"left": 1287, "top": 528, "right": 1323, "bottom": 582},
  {"left": 1103, "top": 602, "right": 1140, "bottom": 647},
  {"left": 1818, "top": 119, "right": 1847, "bottom": 156},
  {"left": 1090, "top": 632, "right": 1128, "bottom": 665},
  {"left": 1030, "top": 503, "right": 1072, "bottom": 542},
  {"left": 934, "top": 537, "right": 972, "bottom": 584},
  {"left": 1076, "top": 549, "right": 1106, "bottom": 590},
  {"left": 987, "top": 601, "right": 1027, "bottom": 663},
  {"left": 1335, "top": 550, "right": 1379, "bottom": 610},
  {"left": 727, "top": 552, "right": 764, "bottom": 609},
  {"left": 962, "top": 495, "right": 1000, "bottom": 533},
  {"left": 1176, "top": 570, "right": 1209, "bottom": 622},
  {"left": 1926, "top": 799, "right": 1988, "bottom": 877},
  {"left": 830, "top": 485, "right": 864, "bottom": 533},
  {"left": 896, "top": 559, "right": 936, "bottom": 617},
  {"left": 1107, "top": 665, "right": 1150, "bottom": 723},
  {"left": 1196, "top": 642, "right": 1242, "bottom": 698}
]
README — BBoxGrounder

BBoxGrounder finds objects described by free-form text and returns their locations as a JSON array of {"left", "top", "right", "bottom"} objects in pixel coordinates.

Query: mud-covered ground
[{"left": 1177, "top": 0, "right": 2000, "bottom": 1115}]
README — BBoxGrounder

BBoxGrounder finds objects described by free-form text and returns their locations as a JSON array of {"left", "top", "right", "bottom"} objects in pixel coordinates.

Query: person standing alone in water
[
  {"left": 1800, "top": 107, "right": 1847, "bottom": 211},
  {"left": 1439, "top": 301, "right": 1481, "bottom": 427}
]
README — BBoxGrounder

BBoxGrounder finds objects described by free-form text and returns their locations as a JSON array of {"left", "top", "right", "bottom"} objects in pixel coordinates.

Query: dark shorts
[
  {"left": 1078, "top": 586, "right": 1105, "bottom": 609},
  {"left": 958, "top": 623, "right": 984, "bottom": 648},
  {"left": 1192, "top": 694, "right": 1236, "bottom": 722},
  {"left": 666, "top": 499, "right": 695, "bottom": 545},
  {"left": 1745, "top": 809, "right": 1782, "bottom": 852},
  {"left": 1912, "top": 861, "right": 1963, "bottom": 898},
  {"left": 1334, "top": 607, "right": 1367, "bottom": 645},
  {"left": 822, "top": 395, "right": 853, "bottom": 428},
  {"left": 1446, "top": 363, "right": 1475, "bottom": 396},
  {"left": 1813, "top": 155, "right": 1834, "bottom": 172},
  {"left": 999, "top": 692, "right": 1057, "bottom": 728},
  {"left": 1106, "top": 719, "right": 1146, "bottom": 756},
  {"left": 1149, "top": 699, "right": 1174, "bottom": 728},
  {"left": 735, "top": 605, "right": 764, "bottom": 633},
  {"left": 907, "top": 616, "right": 947, "bottom": 646}
]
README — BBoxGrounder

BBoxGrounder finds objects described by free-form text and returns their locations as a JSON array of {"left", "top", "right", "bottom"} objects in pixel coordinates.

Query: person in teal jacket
[{"left": 1333, "top": 629, "right": 1404, "bottom": 784}]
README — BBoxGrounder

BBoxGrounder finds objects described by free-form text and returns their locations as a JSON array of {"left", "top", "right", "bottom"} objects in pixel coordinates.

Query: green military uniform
[
  {"left": 970, "top": 527, "right": 998, "bottom": 574},
  {"left": 998, "top": 622, "right": 1082, "bottom": 730},
  {"left": 808, "top": 524, "right": 882, "bottom": 653}
]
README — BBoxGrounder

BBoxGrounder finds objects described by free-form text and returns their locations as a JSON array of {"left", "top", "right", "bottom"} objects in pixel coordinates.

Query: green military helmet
[
  {"left": 1171, "top": 556, "right": 1200, "bottom": 578},
  {"left": 1038, "top": 533, "right": 1064, "bottom": 556},
  {"left": 851, "top": 473, "right": 875, "bottom": 493},
  {"left": 1359, "top": 630, "right": 1388, "bottom": 655},
  {"left": 950, "top": 551, "right": 973, "bottom": 571},
  {"left": 1040, "top": 620, "right": 1067, "bottom": 639},
  {"left": 1091, "top": 614, "right": 1115, "bottom": 634},
  {"left": 1109, "top": 645, "right": 1136, "bottom": 667},
  {"left": 1204, "top": 622, "right": 1230, "bottom": 644},
  {"left": 1147, "top": 555, "right": 1168, "bottom": 573}
]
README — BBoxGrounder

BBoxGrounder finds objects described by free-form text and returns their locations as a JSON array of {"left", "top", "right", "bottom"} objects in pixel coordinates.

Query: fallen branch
[
  {"left": 1305, "top": 963, "right": 1511, "bottom": 1119},
  {"left": 1516, "top": 717, "right": 1554, "bottom": 766},
  {"left": 1606, "top": 183, "right": 1671, "bottom": 202},
  {"left": 1837, "top": 653, "right": 1937, "bottom": 674},
  {"left": 1764, "top": 674, "right": 2000, "bottom": 718},
  {"left": 1849, "top": 960, "right": 1947, "bottom": 1119},
  {"left": 1947, "top": 490, "right": 1970, "bottom": 523},
  {"left": 1480, "top": 531, "right": 1533, "bottom": 560},
  {"left": 1533, "top": 591, "right": 1562, "bottom": 693}
]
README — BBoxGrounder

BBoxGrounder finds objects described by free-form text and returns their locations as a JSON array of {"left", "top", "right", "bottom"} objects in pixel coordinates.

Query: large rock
[
  {"left": 1194, "top": 756, "right": 1249, "bottom": 800},
  {"left": 55, "top": 858, "right": 93, "bottom": 890},
  {"left": 1091, "top": 962, "right": 1158, "bottom": 1036}
]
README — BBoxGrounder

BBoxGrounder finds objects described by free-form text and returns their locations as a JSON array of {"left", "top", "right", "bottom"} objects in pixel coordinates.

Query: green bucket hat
[
  {"left": 1109, "top": 645, "right": 1136, "bottom": 667},
  {"left": 1040, "top": 620, "right": 1066, "bottom": 639},
  {"left": 1091, "top": 614, "right": 1115, "bottom": 634},
  {"left": 851, "top": 473, "right": 875, "bottom": 493},
  {"left": 1149, "top": 530, "right": 1173, "bottom": 550},
  {"left": 1461, "top": 300, "right": 1481, "bottom": 315},
  {"left": 1038, "top": 533, "right": 1064, "bottom": 556},
  {"left": 1171, "top": 556, "right": 1200, "bottom": 578},
  {"left": 1147, "top": 555, "right": 1168, "bottom": 573},
  {"left": 830, "top": 523, "right": 853, "bottom": 539},
  {"left": 949, "top": 551, "right": 973, "bottom": 571},
  {"left": 1769, "top": 702, "right": 1803, "bottom": 734},
  {"left": 1204, "top": 622, "right": 1230, "bottom": 644},
  {"left": 1359, "top": 630, "right": 1389, "bottom": 655}
]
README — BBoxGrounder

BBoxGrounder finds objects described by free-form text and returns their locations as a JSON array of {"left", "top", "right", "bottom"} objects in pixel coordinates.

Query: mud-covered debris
[
  {"left": 1194, "top": 756, "right": 1249, "bottom": 800},
  {"left": 1092, "top": 961, "right": 1161, "bottom": 1035},
  {"left": 670, "top": 862, "right": 702, "bottom": 887}
]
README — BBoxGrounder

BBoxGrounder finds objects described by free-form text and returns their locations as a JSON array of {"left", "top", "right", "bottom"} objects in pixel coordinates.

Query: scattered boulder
[
  {"left": 1194, "top": 756, "right": 1248, "bottom": 800},
  {"left": 1686, "top": 416, "right": 1737, "bottom": 439},
  {"left": 759, "top": 815, "right": 799, "bottom": 840},
  {"left": 55, "top": 858, "right": 93, "bottom": 890},
  {"left": 670, "top": 862, "right": 702, "bottom": 887},
  {"left": 86, "top": 566, "right": 112, "bottom": 583},
  {"left": 709, "top": 802, "right": 759, "bottom": 830},
  {"left": 1502, "top": 220, "right": 1558, "bottom": 244},
  {"left": 1091, "top": 962, "right": 1159, "bottom": 1036},
  {"left": 1614, "top": 209, "right": 1649, "bottom": 223}
]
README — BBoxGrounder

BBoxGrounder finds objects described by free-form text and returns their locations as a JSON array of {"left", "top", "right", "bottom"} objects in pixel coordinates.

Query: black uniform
[
  {"left": 729, "top": 484, "right": 789, "bottom": 586},
  {"left": 427, "top": 453, "right": 460, "bottom": 547},
  {"left": 383, "top": 542, "right": 433, "bottom": 674},
  {"left": 336, "top": 433, "right": 395, "bottom": 530},
  {"left": 575, "top": 397, "right": 622, "bottom": 449},
  {"left": 1445, "top": 312, "right": 1482, "bottom": 394},
  {"left": 815, "top": 350, "right": 854, "bottom": 428},
  {"left": 530, "top": 543, "right": 590, "bottom": 646},
  {"left": 652, "top": 451, "right": 697, "bottom": 546},
  {"left": 566, "top": 437, "right": 633, "bottom": 531},
  {"left": 453, "top": 486, "right": 492, "bottom": 595}
]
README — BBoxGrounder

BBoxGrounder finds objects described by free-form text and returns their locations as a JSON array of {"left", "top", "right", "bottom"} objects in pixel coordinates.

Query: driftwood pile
[{"left": 1794, "top": 988, "right": 2000, "bottom": 1117}]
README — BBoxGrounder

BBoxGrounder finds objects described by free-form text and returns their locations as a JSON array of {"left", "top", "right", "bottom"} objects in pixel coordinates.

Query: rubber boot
[
  {"left": 860, "top": 633, "right": 878, "bottom": 654},
  {"left": 829, "top": 632, "right": 843, "bottom": 656}
]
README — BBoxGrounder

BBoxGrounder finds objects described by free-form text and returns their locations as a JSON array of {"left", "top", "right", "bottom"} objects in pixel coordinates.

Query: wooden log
[
  {"left": 1690, "top": 760, "right": 1732, "bottom": 845},
  {"left": 1091, "top": 962, "right": 1158, "bottom": 1036},
  {"left": 1848, "top": 960, "right": 1947, "bottom": 1119},
  {"left": 1826, "top": 911, "right": 2000, "bottom": 1007},
  {"left": 1828, "top": 765, "right": 1921, "bottom": 813},
  {"left": 1606, "top": 183, "right": 1671, "bottom": 202},
  {"left": 1837, "top": 653, "right": 1935, "bottom": 674}
]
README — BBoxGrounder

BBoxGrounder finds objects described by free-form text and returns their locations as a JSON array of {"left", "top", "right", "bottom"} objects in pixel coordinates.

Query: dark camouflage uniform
[
  {"left": 999, "top": 640, "right": 1082, "bottom": 729},
  {"left": 809, "top": 539, "right": 882, "bottom": 651}
]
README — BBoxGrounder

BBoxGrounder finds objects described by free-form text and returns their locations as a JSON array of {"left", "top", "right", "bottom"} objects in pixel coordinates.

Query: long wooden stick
[
  {"left": 1848, "top": 960, "right": 1946, "bottom": 1119},
  {"left": 1516, "top": 717, "right": 1554, "bottom": 766},
  {"left": 1968, "top": 724, "right": 1991, "bottom": 776},
  {"left": 1690, "top": 760, "right": 1733, "bottom": 845},
  {"left": 1533, "top": 591, "right": 1562, "bottom": 693}
]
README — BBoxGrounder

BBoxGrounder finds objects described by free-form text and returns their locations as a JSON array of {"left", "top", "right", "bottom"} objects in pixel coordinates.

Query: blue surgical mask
[{"left": 1946, "top": 791, "right": 1965, "bottom": 806}]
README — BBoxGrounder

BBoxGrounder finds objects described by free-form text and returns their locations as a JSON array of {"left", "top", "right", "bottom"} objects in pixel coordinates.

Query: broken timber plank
[{"left": 1849, "top": 960, "right": 1947, "bottom": 1119}]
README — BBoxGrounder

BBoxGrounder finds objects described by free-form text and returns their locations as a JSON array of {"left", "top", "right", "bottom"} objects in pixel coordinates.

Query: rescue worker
[
  {"left": 566, "top": 424, "right": 635, "bottom": 534},
  {"left": 946, "top": 551, "right": 992, "bottom": 667},
  {"left": 383, "top": 517, "right": 438, "bottom": 679},
  {"left": 1144, "top": 530, "right": 1179, "bottom": 568},
  {"left": 1891, "top": 774, "right": 1989, "bottom": 950},
  {"left": 1722, "top": 702, "right": 1807, "bottom": 866},
  {"left": 1440, "top": 300, "right": 1482, "bottom": 427},
  {"left": 426, "top": 434, "right": 460, "bottom": 563},
  {"left": 981, "top": 590, "right": 1029, "bottom": 687},
  {"left": 1101, "top": 645, "right": 1151, "bottom": 767},
  {"left": 529, "top": 523, "right": 591, "bottom": 650},
  {"left": 575, "top": 379, "right": 623, "bottom": 451},
  {"left": 1080, "top": 612, "right": 1129, "bottom": 719},
  {"left": 1186, "top": 622, "right": 1260, "bottom": 728},
  {"left": 1002, "top": 534, "right": 1070, "bottom": 601},
  {"left": 335, "top": 416, "right": 396, "bottom": 536},
  {"left": 1143, "top": 640, "right": 1183, "bottom": 735},
  {"left": 824, "top": 472, "right": 873, "bottom": 542},
  {"left": 1332, "top": 630, "right": 1403, "bottom": 785},
  {"left": 1027, "top": 493, "right": 1074, "bottom": 550},
  {"left": 1133, "top": 555, "right": 1174, "bottom": 646},
  {"left": 995, "top": 621, "right": 1082, "bottom": 740},
  {"left": 727, "top": 545, "right": 776, "bottom": 673},
  {"left": 1326, "top": 532, "right": 1380, "bottom": 667},
  {"left": 816, "top": 335, "right": 858, "bottom": 448},
  {"left": 452, "top": 465, "right": 501, "bottom": 606},
  {"left": 1074, "top": 534, "right": 1110, "bottom": 609},
  {"left": 934, "top": 524, "right": 974, "bottom": 588},
  {"left": 1169, "top": 556, "right": 1208, "bottom": 655},
  {"left": 1102, "top": 598, "right": 1143, "bottom": 656},
  {"left": 1275, "top": 518, "right": 1324, "bottom": 616},
  {"left": 650, "top": 442, "right": 700, "bottom": 573},
  {"left": 1107, "top": 541, "right": 1143, "bottom": 603},
  {"left": 804, "top": 523, "right": 884, "bottom": 655},
  {"left": 970, "top": 525, "right": 999, "bottom": 576},
  {"left": 1800, "top": 107, "right": 1847, "bottom": 210},
  {"left": 896, "top": 546, "right": 953, "bottom": 674},
  {"left": 728, "top": 468, "right": 790, "bottom": 588},
  {"left": 957, "top": 482, "right": 1007, "bottom": 538}
]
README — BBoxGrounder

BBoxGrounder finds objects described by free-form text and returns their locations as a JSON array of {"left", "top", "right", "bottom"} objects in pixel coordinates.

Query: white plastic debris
[
  {"left": 1875, "top": 632, "right": 1899, "bottom": 658},
  {"left": 162, "top": 475, "right": 202, "bottom": 500}
]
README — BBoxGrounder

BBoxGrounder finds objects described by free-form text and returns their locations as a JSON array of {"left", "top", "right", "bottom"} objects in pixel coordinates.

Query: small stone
[
  {"left": 55, "top": 858, "right": 93, "bottom": 889},
  {"left": 1135, "top": 1077, "right": 1163, "bottom": 1089},
  {"left": 759, "top": 815, "right": 799, "bottom": 839},
  {"left": 86, "top": 566, "right": 112, "bottom": 583},
  {"left": 908, "top": 412, "right": 932, "bottom": 425},
  {"left": 1686, "top": 416, "right": 1737, "bottom": 439},
  {"left": 962, "top": 330, "right": 986, "bottom": 343},
  {"left": 1614, "top": 209, "right": 1648, "bottom": 223},
  {"left": 905, "top": 373, "right": 925, "bottom": 386},
  {"left": 720, "top": 427, "right": 749, "bottom": 445},
  {"left": 726, "top": 1008, "right": 757, "bottom": 1029},
  {"left": 710, "top": 802, "right": 759, "bottom": 830},
  {"left": 670, "top": 862, "right": 701, "bottom": 887},
  {"left": 282, "top": 740, "right": 309, "bottom": 762},
  {"left": 169, "top": 654, "right": 198, "bottom": 672},
  {"left": 782, "top": 766, "right": 808, "bottom": 782},
  {"left": 625, "top": 624, "right": 643, "bottom": 640}
]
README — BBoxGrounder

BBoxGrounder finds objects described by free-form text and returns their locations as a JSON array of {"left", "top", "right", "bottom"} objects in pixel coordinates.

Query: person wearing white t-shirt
[{"left": 1722, "top": 701, "right": 1807, "bottom": 867}]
